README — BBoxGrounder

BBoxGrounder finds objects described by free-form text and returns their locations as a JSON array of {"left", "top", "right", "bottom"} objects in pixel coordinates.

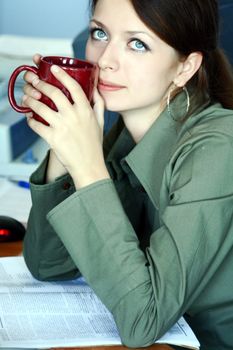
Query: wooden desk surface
[
  {"left": 0, "top": 240, "right": 177, "bottom": 350},
  {"left": 0, "top": 240, "right": 23, "bottom": 257}
]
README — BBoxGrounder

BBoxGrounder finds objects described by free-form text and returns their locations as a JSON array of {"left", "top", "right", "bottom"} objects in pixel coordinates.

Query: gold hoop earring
[{"left": 167, "top": 86, "right": 190, "bottom": 121}]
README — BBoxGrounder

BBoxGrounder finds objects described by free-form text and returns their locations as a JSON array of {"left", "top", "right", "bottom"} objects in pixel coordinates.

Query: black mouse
[{"left": 0, "top": 216, "right": 26, "bottom": 242}]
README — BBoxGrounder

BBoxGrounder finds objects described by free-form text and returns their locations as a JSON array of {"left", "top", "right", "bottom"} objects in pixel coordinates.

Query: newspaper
[{"left": 0, "top": 257, "right": 200, "bottom": 349}]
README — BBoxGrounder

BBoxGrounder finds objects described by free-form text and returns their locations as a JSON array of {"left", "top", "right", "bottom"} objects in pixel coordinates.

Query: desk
[
  {"left": 0, "top": 240, "right": 180, "bottom": 350},
  {"left": 0, "top": 240, "right": 22, "bottom": 257}
]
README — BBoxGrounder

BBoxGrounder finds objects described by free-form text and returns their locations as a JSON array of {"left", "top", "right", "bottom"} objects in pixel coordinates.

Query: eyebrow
[
  {"left": 125, "top": 31, "right": 154, "bottom": 39},
  {"left": 90, "top": 19, "right": 154, "bottom": 40},
  {"left": 90, "top": 19, "right": 106, "bottom": 27}
]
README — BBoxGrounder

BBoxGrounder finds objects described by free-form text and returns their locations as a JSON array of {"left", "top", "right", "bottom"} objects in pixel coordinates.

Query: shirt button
[{"left": 62, "top": 182, "right": 71, "bottom": 190}]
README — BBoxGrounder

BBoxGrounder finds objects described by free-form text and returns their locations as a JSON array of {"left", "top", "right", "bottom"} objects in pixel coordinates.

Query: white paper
[{"left": 0, "top": 257, "right": 200, "bottom": 349}]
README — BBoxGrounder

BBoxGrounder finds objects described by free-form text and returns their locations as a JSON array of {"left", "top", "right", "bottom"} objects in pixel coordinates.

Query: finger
[
  {"left": 33, "top": 53, "right": 42, "bottom": 66},
  {"left": 23, "top": 95, "right": 57, "bottom": 126},
  {"left": 21, "top": 95, "right": 33, "bottom": 116},
  {"left": 50, "top": 65, "right": 89, "bottom": 108},
  {"left": 23, "top": 70, "right": 39, "bottom": 84},
  {"left": 27, "top": 115, "right": 52, "bottom": 141},
  {"left": 32, "top": 77, "right": 71, "bottom": 113},
  {"left": 23, "top": 84, "right": 42, "bottom": 99},
  {"left": 93, "top": 88, "right": 105, "bottom": 129},
  {"left": 21, "top": 94, "right": 33, "bottom": 118},
  {"left": 23, "top": 53, "right": 41, "bottom": 82},
  {"left": 26, "top": 112, "right": 33, "bottom": 119}
]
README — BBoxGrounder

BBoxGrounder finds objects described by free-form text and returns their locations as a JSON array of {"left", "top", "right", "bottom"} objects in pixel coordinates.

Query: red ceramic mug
[{"left": 8, "top": 56, "right": 99, "bottom": 125}]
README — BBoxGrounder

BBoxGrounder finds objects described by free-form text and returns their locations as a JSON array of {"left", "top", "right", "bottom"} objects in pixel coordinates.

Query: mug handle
[{"left": 8, "top": 65, "right": 38, "bottom": 113}]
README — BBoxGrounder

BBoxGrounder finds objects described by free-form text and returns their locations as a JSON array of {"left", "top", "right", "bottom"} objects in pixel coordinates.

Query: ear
[{"left": 174, "top": 52, "right": 203, "bottom": 87}]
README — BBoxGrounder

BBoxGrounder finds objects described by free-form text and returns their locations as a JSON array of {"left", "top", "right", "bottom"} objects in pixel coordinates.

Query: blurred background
[{"left": 0, "top": 0, "right": 89, "bottom": 38}]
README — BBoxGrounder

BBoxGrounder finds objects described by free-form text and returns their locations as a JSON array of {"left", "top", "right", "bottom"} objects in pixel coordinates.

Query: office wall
[{"left": 0, "top": 0, "right": 90, "bottom": 40}]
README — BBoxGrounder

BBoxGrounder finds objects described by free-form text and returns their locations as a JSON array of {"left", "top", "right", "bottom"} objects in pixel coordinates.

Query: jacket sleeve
[
  {"left": 23, "top": 153, "right": 80, "bottom": 280},
  {"left": 45, "top": 131, "right": 233, "bottom": 347},
  {"left": 23, "top": 120, "right": 123, "bottom": 280},
  {"left": 24, "top": 134, "right": 233, "bottom": 347}
]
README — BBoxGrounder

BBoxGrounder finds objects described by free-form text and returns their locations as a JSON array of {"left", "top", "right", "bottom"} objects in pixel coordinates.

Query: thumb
[{"left": 93, "top": 87, "right": 105, "bottom": 129}]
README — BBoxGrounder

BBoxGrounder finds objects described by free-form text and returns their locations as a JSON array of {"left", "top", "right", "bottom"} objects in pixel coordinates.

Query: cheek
[
  {"left": 133, "top": 61, "right": 176, "bottom": 92},
  {"left": 126, "top": 58, "right": 157, "bottom": 84},
  {"left": 85, "top": 40, "right": 93, "bottom": 61},
  {"left": 129, "top": 66, "right": 159, "bottom": 91},
  {"left": 85, "top": 39, "right": 104, "bottom": 65},
  {"left": 127, "top": 62, "right": 175, "bottom": 105}
]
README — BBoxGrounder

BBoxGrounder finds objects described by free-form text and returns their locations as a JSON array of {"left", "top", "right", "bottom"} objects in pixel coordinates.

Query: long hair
[{"left": 90, "top": 0, "right": 233, "bottom": 111}]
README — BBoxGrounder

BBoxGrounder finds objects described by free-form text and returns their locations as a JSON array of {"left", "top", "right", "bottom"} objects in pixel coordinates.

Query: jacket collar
[
  {"left": 106, "top": 126, "right": 135, "bottom": 180},
  {"left": 105, "top": 107, "right": 180, "bottom": 208},
  {"left": 125, "top": 109, "right": 179, "bottom": 208},
  {"left": 106, "top": 92, "right": 213, "bottom": 208}
]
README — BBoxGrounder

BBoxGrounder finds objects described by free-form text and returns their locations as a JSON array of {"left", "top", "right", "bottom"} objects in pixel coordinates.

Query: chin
[
  {"left": 101, "top": 99, "right": 129, "bottom": 114},
  {"left": 99, "top": 91, "right": 129, "bottom": 113},
  {"left": 101, "top": 99, "right": 121, "bottom": 113}
]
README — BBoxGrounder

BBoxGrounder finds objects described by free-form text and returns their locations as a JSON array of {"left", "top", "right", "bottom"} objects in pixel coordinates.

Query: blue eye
[
  {"left": 90, "top": 28, "right": 108, "bottom": 42},
  {"left": 128, "top": 39, "right": 149, "bottom": 52}
]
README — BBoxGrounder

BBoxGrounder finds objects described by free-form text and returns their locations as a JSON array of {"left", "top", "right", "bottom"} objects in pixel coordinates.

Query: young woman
[{"left": 22, "top": 0, "right": 233, "bottom": 349}]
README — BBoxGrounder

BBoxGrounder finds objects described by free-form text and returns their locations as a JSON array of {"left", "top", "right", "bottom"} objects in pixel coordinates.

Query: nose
[{"left": 98, "top": 42, "right": 119, "bottom": 71}]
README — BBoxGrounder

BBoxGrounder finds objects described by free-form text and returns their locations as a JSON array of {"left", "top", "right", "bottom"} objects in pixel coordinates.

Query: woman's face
[{"left": 86, "top": 0, "right": 182, "bottom": 118}]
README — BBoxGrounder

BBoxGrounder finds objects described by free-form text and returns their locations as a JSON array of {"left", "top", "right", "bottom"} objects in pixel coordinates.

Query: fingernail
[
  {"left": 51, "top": 65, "right": 60, "bottom": 73},
  {"left": 22, "top": 95, "right": 28, "bottom": 102}
]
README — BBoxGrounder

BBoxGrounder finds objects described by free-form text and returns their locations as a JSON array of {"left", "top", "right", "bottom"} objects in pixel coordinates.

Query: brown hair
[{"left": 90, "top": 0, "right": 233, "bottom": 111}]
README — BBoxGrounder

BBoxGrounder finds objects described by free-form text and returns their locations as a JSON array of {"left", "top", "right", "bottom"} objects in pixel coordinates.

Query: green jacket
[{"left": 24, "top": 101, "right": 233, "bottom": 350}]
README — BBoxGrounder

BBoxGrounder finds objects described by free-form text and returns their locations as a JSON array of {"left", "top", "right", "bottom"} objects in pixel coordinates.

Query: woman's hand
[
  {"left": 23, "top": 54, "right": 68, "bottom": 182},
  {"left": 23, "top": 54, "right": 42, "bottom": 108},
  {"left": 23, "top": 64, "right": 110, "bottom": 189}
]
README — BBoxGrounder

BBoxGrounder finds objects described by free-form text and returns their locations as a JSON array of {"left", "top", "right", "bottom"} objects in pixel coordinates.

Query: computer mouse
[{"left": 0, "top": 215, "right": 26, "bottom": 242}]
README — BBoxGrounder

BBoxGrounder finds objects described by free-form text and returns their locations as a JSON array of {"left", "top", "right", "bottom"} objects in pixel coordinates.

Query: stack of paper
[{"left": 0, "top": 257, "right": 200, "bottom": 349}]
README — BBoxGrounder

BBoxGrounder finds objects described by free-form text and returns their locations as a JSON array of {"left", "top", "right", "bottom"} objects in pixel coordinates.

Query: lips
[{"left": 98, "top": 79, "right": 125, "bottom": 91}]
